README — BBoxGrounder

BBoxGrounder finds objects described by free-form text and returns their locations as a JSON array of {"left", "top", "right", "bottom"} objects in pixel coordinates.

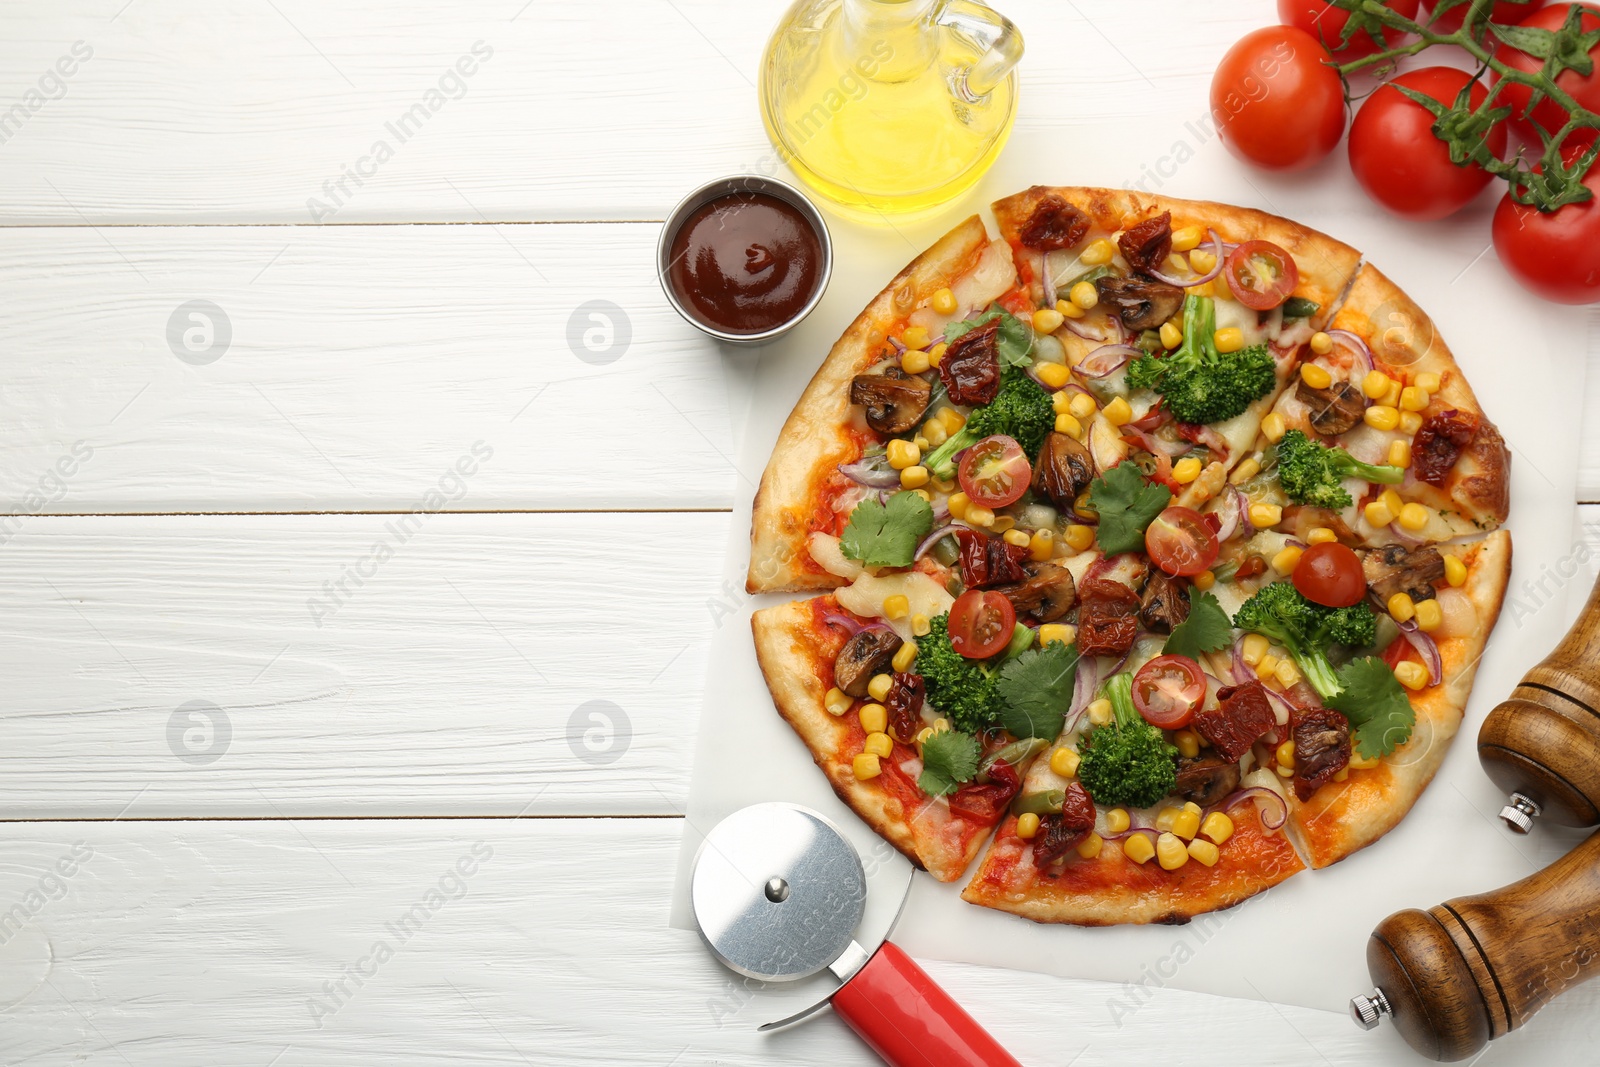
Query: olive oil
[{"left": 760, "top": 0, "right": 1022, "bottom": 221}]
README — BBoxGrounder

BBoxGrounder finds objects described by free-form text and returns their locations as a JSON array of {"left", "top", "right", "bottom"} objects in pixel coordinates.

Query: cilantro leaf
[
  {"left": 1328, "top": 656, "right": 1416, "bottom": 760},
  {"left": 918, "top": 728, "right": 982, "bottom": 797},
  {"left": 840, "top": 490, "right": 933, "bottom": 568},
  {"left": 1086, "top": 462, "right": 1172, "bottom": 556},
  {"left": 1163, "top": 589, "right": 1234, "bottom": 659},
  {"left": 995, "top": 642, "right": 1080, "bottom": 740},
  {"left": 943, "top": 306, "right": 1033, "bottom": 369}
]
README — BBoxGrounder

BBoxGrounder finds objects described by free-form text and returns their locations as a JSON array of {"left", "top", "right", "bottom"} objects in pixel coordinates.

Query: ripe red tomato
[
  {"left": 1493, "top": 147, "right": 1600, "bottom": 302},
  {"left": 1493, "top": 3, "right": 1600, "bottom": 143},
  {"left": 948, "top": 590, "right": 1016, "bottom": 659},
  {"left": 1292, "top": 542, "right": 1367, "bottom": 606},
  {"left": 958, "top": 434, "right": 1030, "bottom": 509},
  {"left": 1427, "top": 0, "right": 1547, "bottom": 33},
  {"left": 1144, "top": 506, "right": 1220, "bottom": 577},
  {"left": 1278, "top": 0, "right": 1422, "bottom": 57},
  {"left": 1212, "top": 26, "right": 1347, "bottom": 171},
  {"left": 1348, "top": 67, "right": 1507, "bottom": 219},
  {"left": 1132, "top": 655, "right": 1207, "bottom": 729},
  {"left": 1224, "top": 241, "right": 1301, "bottom": 309}
]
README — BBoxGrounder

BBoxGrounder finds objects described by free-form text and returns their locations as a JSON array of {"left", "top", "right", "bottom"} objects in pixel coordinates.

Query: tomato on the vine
[
  {"left": 1224, "top": 241, "right": 1301, "bottom": 309},
  {"left": 1132, "top": 655, "right": 1207, "bottom": 729},
  {"left": 1493, "top": 3, "right": 1600, "bottom": 143},
  {"left": 948, "top": 590, "right": 1016, "bottom": 659},
  {"left": 1348, "top": 67, "right": 1507, "bottom": 219},
  {"left": 1212, "top": 26, "right": 1347, "bottom": 171},
  {"left": 1278, "top": 0, "right": 1422, "bottom": 57},
  {"left": 1493, "top": 144, "right": 1600, "bottom": 303},
  {"left": 958, "top": 434, "right": 1031, "bottom": 509},
  {"left": 1427, "top": 0, "right": 1548, "bottom": 33},
  {"left": 1144, "top": 506, "right": 1220, "bottom": 577},
  {"left": 1292, "top": 542, "right": 1367, "bottom": 607}
]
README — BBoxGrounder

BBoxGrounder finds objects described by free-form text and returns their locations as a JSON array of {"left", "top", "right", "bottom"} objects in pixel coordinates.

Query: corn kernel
[
  {"left": 1159, "top": 321, "right": 1183, "bottom": 349},
  {"left": 1077, "top": 832, "right": 1104, "bottom": 859},
  {"left": 1275, "top": 659, "right": 1301, "bottom": 688},
  {"left": 852, "top": 753, "right": 881, "bottom": 780},
  {"left": 1155, "top": 806, "right": 1180, "bottom": 833},
  {"left": 915, "top": 726, "right": 933, "bottom": 745},
  {"left": 1087, "top": 698, "right": 1113, "bottom": 726},
  {"left": 899, "top": 465, "right": 930, "bottom": 489},
  {"left": 1125, "top": 833, "right": 1157, "bottom": 864},
  {"left": 1157, "top": 832, "right": 1190, "bottom": 870},
  {"left": 824, "top": 687, "right": 853, "bottom": 716},
  {"left": 886, "top": 439, "right": 920, "bottom": 470},
  {"left": 989, "top": 515, "right": 1016, "bottom": 535},
  {"left": 1349, "top": 750, "right": 1381, "bottom": 770},
  {"left": 1399, "top": 385, "right": 1428, "bottom": 412},
  {"left": 1250, "top": 503, "right": 1283, "bottom": 528},
  {"left": 1388, "top": 439, "right": 1412, "bottom": 468},
  {"left": 947, "top": 491, "right": 971, "bottom": 521},
  {"left": 1050, "top": 747, "right": 1081, "bottom": 778},
  {"left": 911, "top": 613, "right": 932, "bottom": 638},
  {"left": 867, "top": 674, "right": 895, "bottom": 703},
  {"left": 1214, "top": 327, "right": 1245, "bottom": 353},
  {"left": 1171, "top": 225, "right": 1204, "bottom": 252},
  {"left": 1443, "top": 554, "right": 1466, "bottom": 587},
  {"left": 1168, "top": 729, "right": 1198, "bottom": 759},
  {"left": 1067, "top": 281, "right": 1098, "bottom": 310},
  {"left": 1399, "top": 410, "right": 1423, "bottom": 435},
  {"left": 928, "top": 342, "right": 948, "bottom": 367},
  {"left": 932, "top": 717, "right": 949, "bottom": 733},
  {"left": 914, "top": 434, "right": 929, "bottom": 450},
  {"left": 1193, "top": 569, "right": 1216, "bottom": 591},
  {"left": 1069, "top": 392, "right": 1097, "bottom": 420},
  {"left": 901, "top": 348, "right": 930, "bottom": 375},
  {"left": 1036, "top": 361, "right": 1071, "bottom": 389},
  {"left": 1309, "top": 331, "right": 1334, "bottom": 356},
  {"left": 966, "top": 504, "right": 995, "bottom": 528},
  {"left": 1201, "top": 811, "right": 1234, "bottom": 845},
  {"left": 1255, "top": 654, "right": 1280, "bottom": 682},
  {"left": 859, "top": 702, "right": 888, "bottom": 733},
  {"left": 1272, "top": 545, "right": 1303, "bottom": 575},
  {"left": 1363, "top": 370, "right": 1393, "bottom": 399},
  {"left": 1187, "top": 838, "right": 1221, "bottom": 866},
  {"left": 1365, "top": 405, "right": 1400, "bottom": 432},
  {"left": 1105, "top": 808, "right": 1131, "bottom": 834},
  {"left": 1276, "top": 740, "right": 1296, "bottom": 769},
  {"left": 1364, "top": 500, "right": 1395, "bottom": 528},
  {"left": 1242, "top": 633, "right": 1270, "bottom": 666},
  {"left": 892, "top": 642, "right": 917, "bottom": 673},
  {"left": 1052, "top": 389, "right": 1074, "bottom": 414},
  {"left": 1055, "top": 412, "right": 1082, "bottom": 437},
  {"left": 1002, "top": 529, "right": 1031, "bottom": 549},
  {"left": 1262, "top": 412, "right": 1287, "bottom": 443},
  {"left": 1397, "top": 502, "right": 1429, "bottom": 532},
  {"left": 1172, "top": 456, "right": 1203, "bottom": 484},
  {"left": 1028, "top": 529, "right": 1055, "bottom": 563},
  {"left": 1080, "top": 238, "right": 1115, "bottom": 265},
  {"left": 1416, "top": 371, "right": 1441, "bottom": 393},
  {"left": 1229, "top": 457, "right": 1261, "bottom": 485},
  {"left": 1189, "top": 248, "right": 1218, "bottom": 273},
  {"left": 1395, "top": 661, "right": 1429, "bottom": 690},
  {"left": 937, "top": 406, "right": 966, "bottom": 433},
  {"left": 1064, "top": 524, "right": 1096, "bottom": 552},
  {"left": 1382, "top": 381, "right": 1402, "bottom": 408},
  {"left": 1015, "top": 811, "right": 1041, "bottom": 840},
  {"left": 883, "top": 596, "right": 910, "bottom": 622},
  {"left": 1276, "top": 764, "right": 1294, "bottom": 777},
  {"left": 1388, "top": 592, "right": 1416, "bottom": 623},
  {"left": 1300, "top": 363, "right": 1333, "bottom": 389},
  {"left": 1172, "top": 808, "right": 1202, "bottom": 841},
  {"left": 901, "top": 325, "right": 930, "bottom": 351},
  {"left": 1032, "top": 307, "right": 1065, "bottom": 334},
  {"left": 864, "top": 732, "right": 893, "bottom": 758},
  {"left": 1038, "top": 622, "right": 1075, "bottom": 648},
  {"left": 1379, "top": 489, "right": 1403, "bottom": 516},
  {"left": 1058, "top": 299, "right": 1086, "bottom": 320},
  {"left": 1304, "top": 527, "right": 1335, "bottom": 545},
  {"left": 931, "top": 287, "right": 958, "bottom": 315},
  {"left": 1413, "top": 597, "right": 1443, "bottom": 633},
  {"left": 1103, "top": 396, "right": 1133, "bottom": 426},
  {"left": 910, "top": 489, "right": 932, "bottom": 505}
]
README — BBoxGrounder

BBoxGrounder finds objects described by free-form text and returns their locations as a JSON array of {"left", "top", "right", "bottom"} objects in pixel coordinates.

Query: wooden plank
[
  {"left": 0, "top": 1, "right": 1259, "bottom": 223},
  {"left": 0, "top": 817, "right": 1419, "bottom": 1067},
  {"left": 0, "top": 223, "right": 737, "bottom": 511},
  {"left": 0, "top": 512, "right": 728, "bottom": 819}
]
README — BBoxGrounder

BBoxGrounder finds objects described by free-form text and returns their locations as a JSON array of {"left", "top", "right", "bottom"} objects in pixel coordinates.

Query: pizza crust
[
  {"left": 1290, "top": 529, "right": 1512, "bottom": 868},
  {"left": 747, "top": 216, "right": 994, "bottom": 594}
]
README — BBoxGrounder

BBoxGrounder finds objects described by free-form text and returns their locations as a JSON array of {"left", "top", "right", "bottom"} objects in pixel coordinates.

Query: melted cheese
[
  {"left": 808, "top": 533, "right": 864, "bottom": 580},
  {"left": 834, "top": 569, "right": 954, "bottom": 641}
]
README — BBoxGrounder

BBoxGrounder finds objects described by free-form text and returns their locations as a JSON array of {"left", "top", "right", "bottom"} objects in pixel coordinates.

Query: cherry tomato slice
[
  {"left": 958, "top": 434, "right": 1031, "bottom": 509},
  {"left": 1224, "top": 241, "right": 1300, "bottom": 310},
  {"left": 1144, "top": 506, "right": 1220, "bottom": 577},
  {"left": 948, "top": 589, "right": 1017, "bottom": 659},
  {"left": 1133, "top": 654, "right": 1207, "bottom": 729},
  {"left": 1292, "top": 541, "right": 1367, "bottom": 607}
]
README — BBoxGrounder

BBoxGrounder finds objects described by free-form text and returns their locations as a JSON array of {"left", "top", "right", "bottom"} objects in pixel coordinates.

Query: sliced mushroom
[
  {"left": 1095, "top": 276, "right": 1184, "bottom": 332},
  {"left": 834, "top": 628, "right": 903, "bottom": 698},
  {"left": 1139, "top": 571, "right": 1190, "bottom": 633},
  {"left": 1296, "top": 378, "right": 1367, "bottom": 437},
  {"left": 1173, "top": 756, "right": 1240, "bottom": 808},
  {"left": 997, "top": 561, "right": 1077, "bottom": 622},
  {"left": 1362, "top": 544, "right": 1446, "bottom": 604},
  {"left": 1031, "top": 431, "right": 1097, "bottom": 510},
  {"left": 850, "top": 367, "right": 932, "bottom": 436}
]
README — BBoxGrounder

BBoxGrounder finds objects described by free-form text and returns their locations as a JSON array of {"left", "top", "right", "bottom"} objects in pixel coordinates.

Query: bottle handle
[{"left": 936, "top": 0, "right": 1024, "bottom": 101}]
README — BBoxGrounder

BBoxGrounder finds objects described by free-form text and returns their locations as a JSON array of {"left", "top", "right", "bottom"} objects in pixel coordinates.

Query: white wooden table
[{"left": 3, "top": 2, "right": 1600, "bottom": 1064}]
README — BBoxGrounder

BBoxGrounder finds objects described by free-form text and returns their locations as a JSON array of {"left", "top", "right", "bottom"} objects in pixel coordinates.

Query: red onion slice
[
  {"left": 1231, "top": 485, "right": 1255, "bottom": 538},
  {"left": 1387, "top": 521, "right": 1427, "bottom": 547},
  {"left": 1326, "top": 329, "right": 1374, "bottom": 374},
  {"left": 915, "top": 523, "right": 957, "bottom": 561},
  {"left": 1105, "top": 826, "right": 1161, "bottom": 845},
  {"left": 1144, "top": 230, "right": 1227, "bottom": 289},
  {"left": 1122, "top": 424, "right": 1188, "bottom": 459},
  {"left": 1062, "top": 317, "right": 1105, "bottom": 342},
  {"left": 1212, "top": 497, "right": 1241, "bottom": 543},
  {"left": 1396, "top": 618, "right": 1442, "bottom": 685},
  {"left": 1230, "top": 635, "right": 1251, "bottom": 686},
  {"left": 1064, "top": 655, "right": 1103, "bottom": 734},
  {"left": 1040, "top": 252, "right": 1058, "bottom": 309},
  {"left": 820, "top": 611, "right": 866, "bottom": 636},
  {"left": 1210, "top": 786, "right": 1288, "bottom": 830},
  {"left": 838, "top": 459, "right": 902, "bottom": 490},
  {"left": 1260, "top": 684, "right": 1297, "bottom": 725},
  {"left": 1073, "top": 344, "right": 1142, "bottom": 380}
]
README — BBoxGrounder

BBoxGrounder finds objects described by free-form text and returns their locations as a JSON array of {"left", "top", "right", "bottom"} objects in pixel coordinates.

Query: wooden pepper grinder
[
  {"left": 1477, "top": 571, "right": 1600, "bottom": 832},
  {"left": 1350, "top": 827, "right": 1600, "bottom": 1060}
]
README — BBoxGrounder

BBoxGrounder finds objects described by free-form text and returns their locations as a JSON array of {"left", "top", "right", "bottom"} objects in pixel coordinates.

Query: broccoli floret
[
  {"left": 923, "top": 368, "right": 1054, "bottom": 479},
  {"left": 1124, "top": 295, "right": 1276, "bottom": 425},
  {"left": 1076, "top": 672, "right": 1177, "bottom": 809},
  {"left": 1275, "top": 429, "right": 1406, "bottom": 509},
  {"left": 1231, "top": 581, "right": 1378, "bottom": 700},
  {"left": 913, "top": 614, "right": 1002, "bottom": 732}
]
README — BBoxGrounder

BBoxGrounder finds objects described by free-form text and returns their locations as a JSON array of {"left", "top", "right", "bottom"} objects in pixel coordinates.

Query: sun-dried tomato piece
[
  {"left": 1412, "top": 408, "right": 1480, "bottom": 487},
  {"left": 937, "top": 320, "right": 1002, "bottom": 405},
  {"left": 1031, "top": 782, "right": 1097, "bottom": 870},
  {"left": 1075, "top": 577, "right": 1141, "bottom": 657},
  {"left": 1195, "top": 681, "right": 1278, "bottom": 763},
  {"left": 1118, "top": 211, "right": 1173, "bottom": 275},
  {"left": 1019, "top": 195, "right": 1090, "bottom": 251},
  {"left": 884, "top": 672, "right": 926, "bottom": 744},
  {"left": 956, "top": 528, "right": 1030, "bottom": 589}
]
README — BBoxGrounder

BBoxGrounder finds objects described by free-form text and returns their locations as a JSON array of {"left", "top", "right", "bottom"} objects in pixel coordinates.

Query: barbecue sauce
[{"left": 666, "top": 192, "right": 822, "bottom": 336}]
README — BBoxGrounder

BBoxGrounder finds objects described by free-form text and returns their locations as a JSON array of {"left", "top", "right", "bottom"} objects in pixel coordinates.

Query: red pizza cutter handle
[{"left": 830, "top": 940, "right": 1023, "bottom": 1067}]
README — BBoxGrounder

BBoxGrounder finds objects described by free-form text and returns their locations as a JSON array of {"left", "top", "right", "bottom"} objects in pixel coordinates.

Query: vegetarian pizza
[{"left": 749, "top": 187, "right": 1512, "bottom": 924}]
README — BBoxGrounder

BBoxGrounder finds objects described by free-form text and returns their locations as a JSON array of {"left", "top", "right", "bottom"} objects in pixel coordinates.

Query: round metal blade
[{"left": 690, "top": 802, "right": 867, "bottom": 982}]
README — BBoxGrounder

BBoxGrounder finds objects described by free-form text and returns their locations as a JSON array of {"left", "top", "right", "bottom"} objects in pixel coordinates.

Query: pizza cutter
[{"left": 690, "top": 802, "right": 1023, "bottom": 1067}]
